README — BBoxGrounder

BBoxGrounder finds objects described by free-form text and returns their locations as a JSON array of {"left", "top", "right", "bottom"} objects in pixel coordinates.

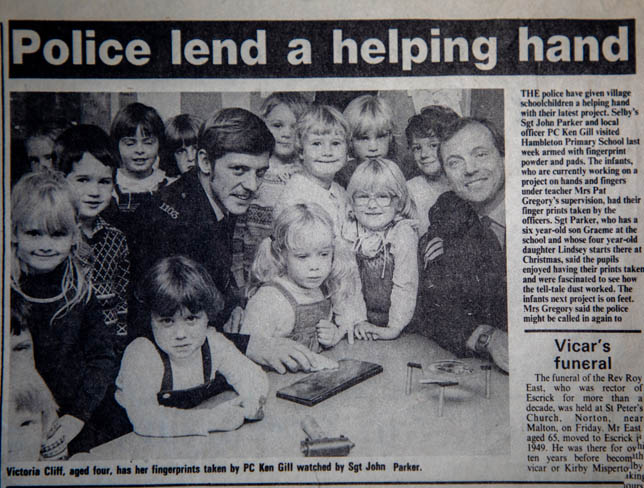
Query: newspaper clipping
[{"left": 2, "top": 1, "right": 643, "bottom": 486}]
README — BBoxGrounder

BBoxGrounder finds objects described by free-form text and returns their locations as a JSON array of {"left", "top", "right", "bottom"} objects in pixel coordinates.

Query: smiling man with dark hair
[{"left": 412, "top": 117, "right": 508, "bottom": 373}]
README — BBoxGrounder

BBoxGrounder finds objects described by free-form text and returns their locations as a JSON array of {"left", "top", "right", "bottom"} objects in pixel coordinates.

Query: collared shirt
[
  {"left": 115, "top": 167, "right": 171, "bottom": 195},
  {"left": 482, "top": 197, "right": 506, "bottom": 250},
  {"left": 200, "top": 177, "right": 226, "bottom": 222}
]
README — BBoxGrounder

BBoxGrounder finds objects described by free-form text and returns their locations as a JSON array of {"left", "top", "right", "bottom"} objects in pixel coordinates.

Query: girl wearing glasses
[{"left": 345, "top": 158, "right": 419, "bottom": 340}]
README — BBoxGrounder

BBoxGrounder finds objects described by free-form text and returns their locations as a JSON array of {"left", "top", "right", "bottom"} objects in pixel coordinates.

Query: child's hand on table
[
  {"left": 207, "top": 400, "right": 246, "bottom": 432},
  {"left": 316, "top": 319, "right": 343, "bottom": 347},
  {"left": 235, "top": 395, "right": 266, "bottom": 421},
  {"left": 354, "top": 321, "right": 400, "bottom": 340},
  {"left": 247, "top": 335, "right": 322, "bottom": 374},
  {"left": 365, "top": 324, "right": 401, "bottom": 340},
  {"left": 308, "top": 352, "right": 339, "bottom": 371}
]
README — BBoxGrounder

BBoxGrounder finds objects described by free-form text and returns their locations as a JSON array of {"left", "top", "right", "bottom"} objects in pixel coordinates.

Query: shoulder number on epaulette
[{"left": 159, "top": 202, "right": 179, "bottom": 219}]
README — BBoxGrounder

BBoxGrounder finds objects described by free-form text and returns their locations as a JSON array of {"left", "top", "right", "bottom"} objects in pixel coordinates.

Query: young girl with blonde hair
[
  {"left": 336, "top": 94, "right": 396, "bottom": 187},
  {"left": 241, "top": 203, "right": 357, "bottom": 363},
  {"left": 11, "top": 170, "right": 118, "bottom": 454}
]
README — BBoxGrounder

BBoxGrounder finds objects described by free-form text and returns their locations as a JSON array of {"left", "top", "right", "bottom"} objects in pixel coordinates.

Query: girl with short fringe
[
  {"left": 241, "top": 203, "right": 359, "bottom": 358},
  {"left": 232, "top": 93, "right": 310, "bottom": 288},
  {"left": 115, "top": 256, "right": 268, "bottom": 437},
  {"left": 110, "top": 102, "right": 172, "bottom": 215},
  {"left": 336, "top": 94, "right": 397, "bottom": 188},
  {"left": 161, "top": 114, "right": 203, "bottom": 176},
  {"left": 343, "top": 158, "right": 419, "bottom": 340},
  {"left": 10, "top": 170, "right": 118, "bottom": 455}
]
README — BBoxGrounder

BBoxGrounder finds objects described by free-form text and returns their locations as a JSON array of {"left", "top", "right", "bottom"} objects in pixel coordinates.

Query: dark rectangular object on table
[{"left": 276, "top": 359, "right": 383, "bottom": 406}]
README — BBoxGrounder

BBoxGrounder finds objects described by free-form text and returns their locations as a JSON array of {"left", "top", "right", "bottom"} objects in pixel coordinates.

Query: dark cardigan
[
  {"left": 12, "top": 264, "right": 121, "bottom": 453},
  {"left": 410, "top": 191, "right": 507, "bottom": 357}
]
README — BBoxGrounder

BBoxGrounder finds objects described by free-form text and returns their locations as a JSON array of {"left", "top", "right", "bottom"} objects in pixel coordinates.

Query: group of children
[{"left": 8, "top": 92, "right": 460, "bottom": 461}]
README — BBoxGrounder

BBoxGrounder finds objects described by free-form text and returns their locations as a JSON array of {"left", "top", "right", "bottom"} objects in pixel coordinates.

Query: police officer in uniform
[{"left": 130, "top": 108, "right": 321, "bottom": 374}]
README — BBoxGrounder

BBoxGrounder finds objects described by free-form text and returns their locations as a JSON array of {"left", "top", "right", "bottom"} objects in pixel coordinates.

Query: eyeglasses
[{"left": 353, "top": 193, "right": 395, "bottom": 207}]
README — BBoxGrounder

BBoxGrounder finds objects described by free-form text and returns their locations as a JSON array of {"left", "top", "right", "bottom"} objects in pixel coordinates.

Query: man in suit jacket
[{"left": 412, "top": 117, "right": 508, "bottom": 372}]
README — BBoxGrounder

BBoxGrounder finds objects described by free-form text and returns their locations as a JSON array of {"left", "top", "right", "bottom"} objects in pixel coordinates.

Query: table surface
[{"left": 87, "top": 334, "right": 509, "bottom": 460}]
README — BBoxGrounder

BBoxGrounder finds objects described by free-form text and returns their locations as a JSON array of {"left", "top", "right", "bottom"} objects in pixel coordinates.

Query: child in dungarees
[
  {"left": 344, "top": 158, "right": 419, "bottom": 340},
  {"left": 274, "top": 105, "right": 370, "bottom": 336},
  {"left": 115, "top": 256, "right": 268, "bottom": 437},
  {"left": 241, "top": 203, "right": 359, "bottom": 361}
]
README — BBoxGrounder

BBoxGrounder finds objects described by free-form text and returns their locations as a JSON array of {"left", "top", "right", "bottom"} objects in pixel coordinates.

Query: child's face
[
  {"left": 11, "top": 329, "right": 35, "bottom": 371},
  {"left": 118, "top": 125, "right": 159, "bottom": 177},
  {"left": 352, "top": 186, "right": 398, "bottom": 231},
  {"left": 411, "top": 135, "right": 441, "bottom": 178},
  {"left": 300, "top": 130, "right": 347, "bottom": 186},
  {"left": 174, "top": 145, "right": 197, "bottom": 174},
  {"left": 26, "top": 136, "right": 54, "bottom": 171},
  {"left": 151, "top": 308, "right": 208, "bottom": 362},
  {"left": 352, "top": 129, "right": 391, "bottom": 161},
  {"left": 15, "top": 222, "right": 74, "bottom": 274},
  {"left": 7, "top": 404, "right": 42, "bottom": 462},
  {"left": 66, "top": 152, "right": 114, "bottom": 221},
  {"left": 284, "top": 227, "right": 334, "bottom": 290},
  {"left": 265, "top": 104, "right": 297, "bottom": 160}
]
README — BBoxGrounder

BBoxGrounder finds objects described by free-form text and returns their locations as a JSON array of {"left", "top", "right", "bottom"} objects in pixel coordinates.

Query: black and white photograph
[
  {"left": 2, "top": 2, "right": 643, "bottom": 486},
  {"left": 7, "top": 89, "right": 508, "bottom": 462}
]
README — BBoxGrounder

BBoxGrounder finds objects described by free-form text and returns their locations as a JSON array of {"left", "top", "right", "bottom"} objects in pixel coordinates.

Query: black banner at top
[{"left": 8, "top": 19, "right": 636, "bottom": 78}]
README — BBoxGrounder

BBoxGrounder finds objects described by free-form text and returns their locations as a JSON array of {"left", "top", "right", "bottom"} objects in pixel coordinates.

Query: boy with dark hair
[
  {"left": 55, "top": 124, "right": 131, "bottom": 350},
  {"left": 405, "top": 105, "right": 460, "bottom": 236}
]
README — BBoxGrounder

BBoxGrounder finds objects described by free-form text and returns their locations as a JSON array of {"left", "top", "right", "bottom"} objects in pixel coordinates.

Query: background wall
[{"left": 10, "top": 89, "right": 504, "bottom": 184}]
